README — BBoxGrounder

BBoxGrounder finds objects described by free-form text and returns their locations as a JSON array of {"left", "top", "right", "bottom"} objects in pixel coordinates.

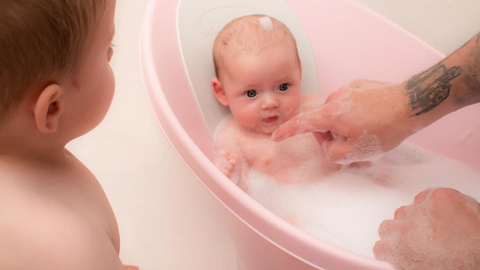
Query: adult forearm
[{"left": 404, "top": 33, "right": 480, "bottom": 126}]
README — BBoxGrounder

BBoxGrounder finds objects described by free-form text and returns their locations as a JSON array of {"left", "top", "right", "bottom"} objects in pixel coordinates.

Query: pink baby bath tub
[{"left": 140, "top": 0, "right": 480, "bottom": 269}]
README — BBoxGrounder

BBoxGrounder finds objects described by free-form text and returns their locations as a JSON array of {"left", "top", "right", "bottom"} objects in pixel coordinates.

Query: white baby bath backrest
[{"left": 177, "top": 0, "right": 320, "bottom": 137}]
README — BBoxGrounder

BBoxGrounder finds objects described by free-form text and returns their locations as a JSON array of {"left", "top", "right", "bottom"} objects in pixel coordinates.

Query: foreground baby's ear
[
  {"left": 212, "top": 77, "right": 229, "bottom": 106},
  {"left": 34, "top": 84, "right": 63, "bottom": 133}
]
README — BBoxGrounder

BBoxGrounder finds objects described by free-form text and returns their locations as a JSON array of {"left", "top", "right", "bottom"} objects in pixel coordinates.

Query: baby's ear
[
  {"left": 212, "top": 77, "right": 228, "bottom": 106},
  {"left": 34, "top": 84, "right": 63, "bottom": 133}
]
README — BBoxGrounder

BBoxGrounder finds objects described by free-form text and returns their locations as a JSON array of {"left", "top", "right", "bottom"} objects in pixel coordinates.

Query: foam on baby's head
[
  {"left": 257, "top": 16, "right": 274, "bottom": 31},
  {"left": 212, "top": 14, "right": 299, "bottom": 78}
]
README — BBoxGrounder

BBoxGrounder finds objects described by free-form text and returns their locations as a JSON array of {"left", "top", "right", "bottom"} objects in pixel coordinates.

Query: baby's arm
[
  {"left": 214, "top": 120, "right": 250, "bottom": 190},
  {"left": 215, "top": 149, "right": 238, "bottom": 180}
]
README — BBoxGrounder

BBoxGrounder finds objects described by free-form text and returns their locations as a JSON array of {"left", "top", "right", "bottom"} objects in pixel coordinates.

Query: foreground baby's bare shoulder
[{"left": 0, "top": 164, "right": 124, "bottom": 270}]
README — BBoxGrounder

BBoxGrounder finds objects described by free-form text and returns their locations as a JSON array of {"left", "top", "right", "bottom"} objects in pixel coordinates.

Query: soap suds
[
  {"left": 258, "top": 16, "right": 273, "bottom": 31},
  {"left": 244, "top": 143, "right": 480, "bottom": 258}
]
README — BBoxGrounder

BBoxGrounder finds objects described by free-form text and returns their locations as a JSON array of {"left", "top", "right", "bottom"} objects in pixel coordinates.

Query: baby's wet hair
[
  {"left": 212, "top": 14, "right": 299, "bottom": 79},
  {"left": 0, "top": 0, "right": 110, "bottom": 120}
]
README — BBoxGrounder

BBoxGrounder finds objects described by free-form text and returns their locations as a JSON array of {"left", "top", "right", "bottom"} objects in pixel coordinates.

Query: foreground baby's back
[{"left": 0, "top": 157, "right": 125, "bottom": 270}]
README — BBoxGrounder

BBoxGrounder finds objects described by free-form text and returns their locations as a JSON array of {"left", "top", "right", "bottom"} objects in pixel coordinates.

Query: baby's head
[
  {"left": 0, "top": 0, "right": 115, "bottom": 138},
  {"left": 212, "top": 15, "right": 302, "bottom": 134}
]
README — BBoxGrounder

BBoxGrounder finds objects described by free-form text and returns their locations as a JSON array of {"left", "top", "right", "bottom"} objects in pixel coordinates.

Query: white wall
[
  {"left": 67, "top": 1, "right": 480, "bottom": 269},
  {"left": 352, "top": 0, "right": 480, "bottom": 54}
]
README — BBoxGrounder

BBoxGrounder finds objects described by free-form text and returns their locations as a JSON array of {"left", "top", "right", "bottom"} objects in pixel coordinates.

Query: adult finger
[
  {"left": 394, "top": 206, "right": 407, "bottom": 219},
  {"left": 313, "top": 131, "right": 333, "bottom": 145},
  {"left": 372, "top": 239, "right": 395, "bottom": 261},
  {"left": 348, "top": 79, "right": 388, "bottom": 89},
  {"left": 323, "top": 140, "right": 353, "bottom": 163},
  {"left": 413, "top": 189, "right": 432, "bottom": 205},
  {"left": 272, "top": 109, "right": 334, "bottom": 142},
  {"left": 378, "top": 219, "right": 398, "bottom": 238},
  {"left": 325, "top": 88, "right": 350, "bottom": 103}
]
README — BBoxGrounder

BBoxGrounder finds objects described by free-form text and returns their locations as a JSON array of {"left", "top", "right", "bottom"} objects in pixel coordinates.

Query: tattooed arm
[
  {"left": 406, "top": 33, "right": 480, "bottom": 119},
  {"left": 273, "top": 33, "right": 480, "bottom": 163}
]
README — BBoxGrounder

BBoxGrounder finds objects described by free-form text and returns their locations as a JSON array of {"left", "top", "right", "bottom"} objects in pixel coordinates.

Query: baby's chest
[{"left": 242, "top": 134, "right": 322, "bottom": 169}]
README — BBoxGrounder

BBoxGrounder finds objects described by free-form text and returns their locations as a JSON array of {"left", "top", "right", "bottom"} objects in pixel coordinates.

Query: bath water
[{"left": 245, "top": 143, "right": 480, "bottom": 258}]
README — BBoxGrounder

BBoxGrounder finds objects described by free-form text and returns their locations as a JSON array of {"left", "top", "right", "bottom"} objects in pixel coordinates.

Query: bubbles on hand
[
  {"left": 332, "top": 99, "right": 355, "bottom": 118},
  {"left": 377, "top": 187, "right": 480, "bottom": 270},
  {"left": 338, "top": 130, "right": 384, "bottom": 164}
]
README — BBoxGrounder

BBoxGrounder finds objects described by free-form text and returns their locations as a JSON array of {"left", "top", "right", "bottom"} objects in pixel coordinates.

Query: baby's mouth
[{"left": 263, "top": 115, "right": 279, "bottom": 124}]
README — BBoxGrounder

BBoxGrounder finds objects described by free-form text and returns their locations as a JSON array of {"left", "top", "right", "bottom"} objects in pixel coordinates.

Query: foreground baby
[
  {"left": 0, "top": 0, "right": 138, "bottom": 268},
  {"left": 212, "top": 15, "right": 340, "bottom": 190}
]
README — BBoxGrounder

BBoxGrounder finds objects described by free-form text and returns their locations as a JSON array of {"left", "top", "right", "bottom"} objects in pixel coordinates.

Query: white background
[{"left": 67, "top": 1, "right": 480, "bottom": 269}]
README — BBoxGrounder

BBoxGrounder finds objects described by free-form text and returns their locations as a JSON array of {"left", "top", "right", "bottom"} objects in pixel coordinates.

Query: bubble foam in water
[{"left": 245, "top": 143, "right": 480, "bottom": 258}]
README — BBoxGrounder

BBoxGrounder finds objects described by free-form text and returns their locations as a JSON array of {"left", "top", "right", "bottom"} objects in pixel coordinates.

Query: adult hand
[
  {"left": 374, "top": 188, "right": 480, "bottom": 270},
  {"left": 272, "top": 80, "right": 419, "bottom": 164}
]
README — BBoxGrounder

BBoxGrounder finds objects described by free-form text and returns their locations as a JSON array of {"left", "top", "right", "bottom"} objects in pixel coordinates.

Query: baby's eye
[
  {"left": 107, "top": 44, "right": 115, "bottom": 62},
  {"left": 278, "top": 83, "right": 290, "bottom": 91},
  {"left": 245, "top": 90, "right": 258, "bottom": 98}
]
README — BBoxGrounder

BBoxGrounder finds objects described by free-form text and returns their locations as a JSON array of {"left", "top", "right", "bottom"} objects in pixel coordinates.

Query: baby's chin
[
  {"left": 240, "top": 117, "right": 292, "bottom": 135},
  {"left": 243, "top": 127, "right": 274, "bottom": 135}
]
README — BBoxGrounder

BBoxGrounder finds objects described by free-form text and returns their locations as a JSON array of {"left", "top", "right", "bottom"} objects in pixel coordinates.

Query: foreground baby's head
[
  {"left": 0, "top": 0, "right": 115, "bottom": 138},
  {"left": 0, "top": 0, "right": 113, "bottom": 120},
  {"left": 212, "top": 15, "right": 302, "bottom": 134}
]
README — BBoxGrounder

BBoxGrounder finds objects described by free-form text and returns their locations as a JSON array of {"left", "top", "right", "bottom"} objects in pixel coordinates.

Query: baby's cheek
[{"left": 234, "top": 112, "right": 256, "bottom": 129}]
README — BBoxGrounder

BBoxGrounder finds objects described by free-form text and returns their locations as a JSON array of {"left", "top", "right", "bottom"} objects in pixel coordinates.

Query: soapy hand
[
  {"left": 374, "top": 188, "right": 480, "bottom": 270},
  {"left": 272, "top": 80, "right": 416, "bottom": 164},
  {"left": 215, "top": 149, "right": 238, "bottom": 180}
]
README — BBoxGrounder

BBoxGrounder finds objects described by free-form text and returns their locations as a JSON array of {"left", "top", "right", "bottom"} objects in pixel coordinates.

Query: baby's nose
[{"left": 261, "top": 94, "right": 279, "bottom": 110}]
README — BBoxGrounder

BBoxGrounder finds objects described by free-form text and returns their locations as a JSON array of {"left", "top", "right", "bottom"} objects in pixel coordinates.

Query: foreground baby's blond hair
[
  {"left": 0, "top": 0, "right": 109, "bottom": 119},
  {"left": 212, "top": 14, "right": 299, "bottom": 79}
]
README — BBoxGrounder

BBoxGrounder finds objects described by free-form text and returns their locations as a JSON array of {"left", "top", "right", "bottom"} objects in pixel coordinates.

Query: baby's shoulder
[
  {"left": 214, "top": 117, "right": 241, "bottom": 142},
  {"left": 0, "top": 179, "right": 69, "bottom": 268},
  {"left": 0, "top": 159, "right": 123, "bottom": 269},
  {"left": 0, "top": 158, "right": 71, "bottom": 228}
]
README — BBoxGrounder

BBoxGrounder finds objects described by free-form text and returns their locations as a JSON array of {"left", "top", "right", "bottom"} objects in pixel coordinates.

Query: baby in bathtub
[{"left": 211, "top": 15, "right": 341, "bottom": 190}]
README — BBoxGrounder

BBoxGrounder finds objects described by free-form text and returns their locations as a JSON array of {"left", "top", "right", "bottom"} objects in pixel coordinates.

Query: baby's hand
[
  {"left": 124, "top": 265, "right": 140, "bottom": 270},
  {"left": 215, "top": 150, "right": 238, "bottom": 179}
]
